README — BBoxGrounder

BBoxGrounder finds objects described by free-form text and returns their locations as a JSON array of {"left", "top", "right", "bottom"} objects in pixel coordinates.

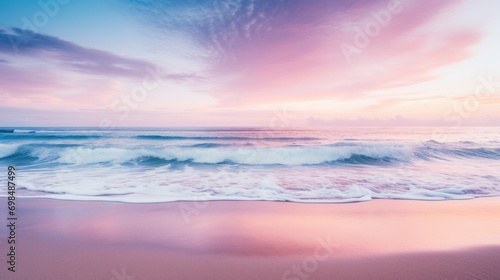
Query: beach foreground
[{"left": 1, "top": 198, "right": 500, "bottom": 280}]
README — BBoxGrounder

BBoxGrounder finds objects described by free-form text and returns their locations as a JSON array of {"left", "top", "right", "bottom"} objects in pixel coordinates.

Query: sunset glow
[{"left": 1, "top": 0, "right": 499, "bottom": 126}]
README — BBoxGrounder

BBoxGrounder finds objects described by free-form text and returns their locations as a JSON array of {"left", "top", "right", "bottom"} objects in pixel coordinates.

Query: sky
[{"left": 0, "top": 0, "right": 499, "bottom": 127}]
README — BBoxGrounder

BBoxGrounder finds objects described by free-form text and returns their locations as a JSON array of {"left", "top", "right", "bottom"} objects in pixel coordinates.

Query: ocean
[{"left": 1, "top": 127, "right": 499, "bottom": 203}]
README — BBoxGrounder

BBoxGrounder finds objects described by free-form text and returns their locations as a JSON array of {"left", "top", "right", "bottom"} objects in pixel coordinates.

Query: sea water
[{"left": 1, "top": 127, "right": 499, "bottom": 203}]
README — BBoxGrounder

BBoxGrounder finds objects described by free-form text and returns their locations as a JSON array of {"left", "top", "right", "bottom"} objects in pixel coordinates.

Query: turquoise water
[{"left": 1, "top": 127, "right": 500, "bottom": 203}]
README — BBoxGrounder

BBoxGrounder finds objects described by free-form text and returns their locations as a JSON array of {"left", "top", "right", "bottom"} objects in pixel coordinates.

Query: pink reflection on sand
[{"left": 23, "top": 198, "right": 500, "bottom": 257}]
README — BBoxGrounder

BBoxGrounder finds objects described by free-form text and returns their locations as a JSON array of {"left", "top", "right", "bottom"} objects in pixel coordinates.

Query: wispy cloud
[
  {"left": 0, "top": 26, "right": 202, "bottom": 80},
  {"left": 123, "top": 0, "right": 357, "bottom": 59},
  {"left": 122, "top": 0, "right": 480, "bottom": 107},
  {"left": 0, "top": 0, "right": 497, "bottom": 126},
  {"left": 0, "top": 25, "right": 203, "bottom": 109}
]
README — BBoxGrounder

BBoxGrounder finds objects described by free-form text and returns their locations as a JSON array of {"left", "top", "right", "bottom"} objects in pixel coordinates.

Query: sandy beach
[{"left": 1, "top": 197, "right": 500, "bottom": 279}]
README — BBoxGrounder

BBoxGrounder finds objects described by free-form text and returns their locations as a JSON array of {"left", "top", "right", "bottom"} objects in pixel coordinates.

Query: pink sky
[{"left": 0, "top": 0, "right": 499, "bottom": 126}]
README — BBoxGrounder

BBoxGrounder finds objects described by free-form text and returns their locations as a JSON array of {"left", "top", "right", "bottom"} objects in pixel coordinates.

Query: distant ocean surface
[{"left": 1, "top": 127, "right": 500, "bottom": 203}]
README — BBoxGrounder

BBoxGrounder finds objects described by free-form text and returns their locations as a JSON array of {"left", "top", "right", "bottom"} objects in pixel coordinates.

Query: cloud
[
  {"left": 0, "top": 0, "right": 492, "bottom": 126},
  {"left": 307, "top": 115, "right": 500, "bottom": 127},
  {"left": 123, "top": 0, "right": 360, "bottom": 60},
  {"left": 0, "top": 26, "right": 201, "bottom": 80},
  {"left": 0, "top": 26, "right": 205, "bottom": 110},
  {"left": 122, "top": 0, "right": 480, "bottom": 107},
  {"left": 213, "top": 0, "right": 479, "bottom": 105}
]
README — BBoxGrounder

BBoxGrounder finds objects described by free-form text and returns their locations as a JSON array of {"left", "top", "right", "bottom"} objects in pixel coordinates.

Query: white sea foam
[
  {"left": 7, "top": 162, "right": 500, "bottom": 203},
  {"left": 2, "top": 127, "right": 500, "bottom": 203},
  {"left": 0, "top": 143, "right": 20, "bottom": 158},
  {"left": 55, "top": 145, "right": 411, "bottom": 165}
]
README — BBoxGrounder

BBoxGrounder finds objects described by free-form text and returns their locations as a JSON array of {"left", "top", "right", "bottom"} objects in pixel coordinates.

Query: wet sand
[{"left": 1, "top": 197, "right": 500, "bottom": 279}]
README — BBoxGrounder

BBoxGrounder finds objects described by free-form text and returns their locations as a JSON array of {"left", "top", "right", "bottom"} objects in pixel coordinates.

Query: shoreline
[
  {"left": 1, "top": 197, "right": 500, "bottom": 279},
  {"left": 3, "top": 194, "right": 500, "bottom": 204}
]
